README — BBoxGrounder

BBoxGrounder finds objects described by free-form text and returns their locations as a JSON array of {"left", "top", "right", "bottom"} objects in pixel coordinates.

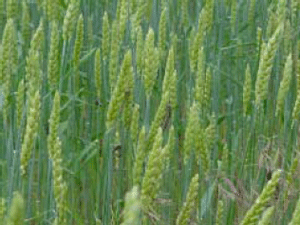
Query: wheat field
[{"left": 0, "top": 0, "right": 300, "bottom": 224}]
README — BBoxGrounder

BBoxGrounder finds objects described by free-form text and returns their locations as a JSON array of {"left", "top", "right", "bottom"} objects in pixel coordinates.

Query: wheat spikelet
[
  {"left": 181, "top": 0, "right": 188, "bottom": 27},
  {"left": 204, "top": 68, "right": 212, "bottom": 111},
  {"left": 144, "top": 28, "right": 159, "bottom": 98},
  {"left": 132, "top": 0, "right": 145, "bottom": 35},
  {"left": 256, "top": 27, "right": 262, "bottom": 57},
  {"left": 122, "top": 52, "right": 134, "bottom": 129},
  {"left": 257, "top": 206, "right": 274, "bottom": 225},
  {"left": 286, "top": 157, "right": 298, "bottom": 186},
  {"left": 133, "top": 126, "right": 146, "bottom": 186},
  {"left": 1, "top": 19, "right": 17, "bottom": 119},
  {"left": 145, "top": 0, "right": 153, "bottom": 21},
  {"left": 169, "top": 70, "right": 177, "bottom": 109},
  {"left": 30, "top": 19, "right": 44, "bottom": 52},
  {"left": 188, "top": 27, "right": 195, "bottom": 65},
  {"left": 276, "top": 53, "right": 292, "bottom": 116},
  {"left": 47, "top": 0, "right": 59, "bottom": 21},
  {"left": 283, "top": 21, "right": 291, "bottom": 59},
  {"left": 195, "top": 125, "right": 210, "bottom": 176},
  {"left": 7, "top": 192, "right": 24, "bottom": 225},
  {"left": 121, "top": 186, "right": 140, "bottom": 225},
  {"left": 277, "top": 0, "right": 286, "bottom": 25},
  {"left": 158, "top": 7, "right": 167, "bottom": 64},
  {"left": 102, "top": 12, "right": 110, "bottom": 60},
  {"left": 221, "top": 143, "right": 229, "bottom": 173},
  {"left": 284, "top": 157, "right": 298, "bottom": 199},
  {"left": 176, "top": 173, "right": 199, "bottom": 225},
  {"left": 26, "top": 50, "right": 41, "bottom": 99},
  {"left": 164, "top": 125, "right": 175, "bottom": 168},
  {"left": 73, "top": 14, "right": 84, "bottom": 90},
  {"left": 141, "top": 127, "right": 163, "bottom": 207},
  {"left": 118, "top": 0, "right": 128, "bottom": 43},
  {"left": 48, "top": 22, "right": 60, "bottom": 90},
  {"left": 109, "top": 20, "right": 119, "bottom": 89},
  {"left": 243, "top": 64, "right": 252, "bottom": 116},
  {"left": 27, "top": 21, "right": 44, "bottom": 96},
  {"left": 266, "top": 8, "right": 278, "bottom": 38},
  {"left": 16, "top": 79, "right": 25, "bottom": 127},
  {"left": 62, "top": 0, "right": 80, "bottom": 40},
  {"left": 115, "top": 0, "right": 122, "bottom": 22},
  {"left": 106, "top": 50, "right": 132, "bottom": 129},
  {"left": 289, "top": 194, "right": 300, "bottom": 225},
  {"left": 171, "top": 32, "right": 178, "bottom": 59},
  {"left": 2, "top": 19, "right": 17, "bottom": 79},
  {"left": 6, "top": 0, "right": 17, "bottom": 19},
  {"left": 47, "top": 92, "right": 60, "bottom": 159},
  {"left": 130, "top": 0, "right": 138, "bottom": 13},
  {"left": 47, "top": 92, "right": 68, "bottom": 224},
  {"left": 0, "top": 0, "right": 4, "bottom": 28},
  {"left": 190, "top": 9, "right": 205, "bottom": 73},
  {"left": 162, "top": 46, "right": 175, "bottom": 95},
  {"left": 130, "top": 104, "right": 140, "bottom": 147},
  {"left": 292, "top": 0, "right": 298, "bottom": 23},
  {"left": 216, "top": 199, "right": 224, "bottom": 225},
  {"left": 194, "top": 47, "right": 204, "bottom": 108},
  {"left": 22, "top": 1, "right": 31, "bottom": 48},
  {"left": 292, "top": 60, "right": 300, "bottom": 121},
  {"left": 136, "top": 26, "right": 144, "bottom": 76},
  {"left": 147, "top": 91, "right": 170, "bottom": 151},
  {"left": 255, "top": 24, "right": 282, "bottom": 108},
  {"left": 0, "top": 197, "right": 5, "bottom": 222},
  {"left": 205, "top": 113, "right": 216, "bottom": 151},
  {"left": 240, "top": 170, "right": 281, "bottom": 225},
  {"left": 73, "top": 14, "right": 84, "bottom": 68},
  {"left": 20, "top": 91, "right": 40, "bottom": 176},
  {"left": 161, "top": 46, "right": 177, "bottom": 108},
  {"left": 183, "top": 102, "right": 199, "bottom": 164},
  {"left": 205, "top": 0, "right": 214, "bottom": 32},
  {"left": 52, "top": 138, "right": 68, "bottom": 224}
]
